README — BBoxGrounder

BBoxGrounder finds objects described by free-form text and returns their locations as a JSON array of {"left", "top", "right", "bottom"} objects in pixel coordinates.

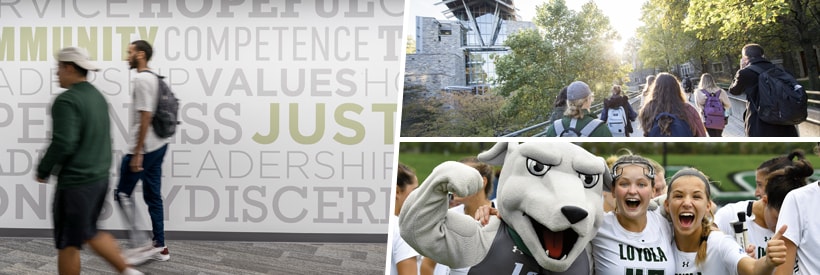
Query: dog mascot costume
[{"left": 399, "top": 142, "right": 609, "bottom": 274}]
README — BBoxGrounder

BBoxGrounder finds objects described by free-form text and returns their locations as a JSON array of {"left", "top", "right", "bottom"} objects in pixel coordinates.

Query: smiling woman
[{"left": 591, "top": 154, "right": 677, "bottom": 275}]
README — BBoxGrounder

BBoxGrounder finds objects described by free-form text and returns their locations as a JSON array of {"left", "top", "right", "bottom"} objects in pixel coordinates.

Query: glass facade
[{"left": 447, "top": 3, "right": 518, "bottom": 88}]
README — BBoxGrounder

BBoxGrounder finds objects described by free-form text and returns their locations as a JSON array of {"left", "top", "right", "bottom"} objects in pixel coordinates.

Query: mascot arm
[{"left": 399, "top": 161, "right": 497, "bottom": 268}]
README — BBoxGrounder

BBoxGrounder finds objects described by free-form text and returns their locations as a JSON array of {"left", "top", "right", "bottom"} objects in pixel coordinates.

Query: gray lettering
[
  {"left": 234, "top": 27, "right": 251, "bottom": 60},
  {"left": 6, "top": 149, "right": 31, "bottom": 175},
  {"left": 310, "top": 68, "right": 331, "bottom": 96},
  {"left": 196, "top": 150, "right": 223, "bottom": 178},
  {"left": 313, "top": 187, "right": 343, "bottom": 223},
  {"left": 315, "top": 151, "right": 334, "bottom": 179},
  {"left": 165, "top": 185, "right": 183, "bottom": 220},
  {"left": 165, "top": 27, "right": 180, "bottom": 60},
  {"left": 243, "top": 186, "right": 266, "bottom": 222},
  {"left": 184, "top": 27, "right": 202, "bottom": 60},
  {"left": 354, "top": 26, "right": 368, "bottom": 60},
  {"left": 216, "top": 0, "right": 243, "bottom": 17},
  {"left": 364, "top": 68, "right": 388, "bottom": 96},
  {"left": 180, "top": 102, "right": 208, "bottom": 144},
  {"left": 259, "top": 151, "right": 281, "bottom": 179},
  {"left": 106, "top": 0, "right": 128, "bottom": 18},
  {"left": 344, "top": 0, "right": 373, "bottom": 17},
  {"left": 170, "top": 150, "right": 192, "bottom": 178},
  {"left": 185, "top": 185, "right": 219, "bottom": 222},
  {"left": 0, "top": 103, "right": 11, "bottom": 127},
  {"left": 335, "top": 68, "right": 355, "bottom": 96},
  {"left": 292, "top": 26, "right": 307, "bottom": 61},
  {"left": 342, "top": 152, "right": 364, "bottom": 180},
  {"left": 0, "top": 0, "right": 22, "bottom": 18},
  {"left": 0, "top": 184, "right": 7, "bottom": 218},
  {"left": 379, "top": 0, "right": 402, "bottom": 17},
  {"left": 256, "top": 68, "right": 277, "bottom": 96},
  {"left": 16, "top": 183, "right": 45, "bottom": 219},
  {"left": 140, "top": 0, "right": 172, "bottom": 18},
  {"left": 73, "top": 0, "right": 99, "bottom": 18},
  {"left": 281, "top": 68, "right": 305, "bottom": 96},
  {"left": 225, "top": 186, "right": 239, "bottom": 222},
  {"left": 315, "top": 0, "right": 338, "bottom": 18},
  {"left": 333, "top": 27, "right": 350, "bottom": 61},
  {"left": 229, "top": 151, "right": 252, "bottom": 178},
  {"left": 347, "top": 187, "right": 376, "bottom": 224},
  {"left": 18, "top": 103, "right": 48, "bottom": 143},
  {"left": 176, "top": 0, "right": 211, "bottom": 18},
  {"left": 207, "top": 27, "right": 229, "bottom": 60},
  {"left": 20, "top": 68, "right": 42, "bottom": 95},
  {"left": 226, "top": 70, "right": 251, "bottom": 96},
  {"left": 287, "top": 151, "right": 309, "bottom": 179},
  {"left": 272, "top": 186, "right": 307, "bottom": 223},
  {"left": 378, "top": 26, "right": 401, "bottom": 61}
]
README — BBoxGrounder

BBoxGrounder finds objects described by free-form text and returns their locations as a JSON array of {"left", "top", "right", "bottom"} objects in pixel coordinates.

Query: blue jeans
[{"left": 115, "top": 144, "right": 168, "bottom": 247}]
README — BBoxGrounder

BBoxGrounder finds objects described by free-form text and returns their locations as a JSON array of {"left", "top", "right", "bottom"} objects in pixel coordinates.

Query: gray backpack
[
  {"left": 144, "top": 71, "right": 180, "bottom": 138},
  {"left": 553, "top": 118, "right": 603, "bottom": 137}
]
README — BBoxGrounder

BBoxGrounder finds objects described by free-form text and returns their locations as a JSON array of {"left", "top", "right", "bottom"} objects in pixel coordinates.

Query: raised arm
[{"left": 399, "top": 161, "right": 497, "bottom": 268}]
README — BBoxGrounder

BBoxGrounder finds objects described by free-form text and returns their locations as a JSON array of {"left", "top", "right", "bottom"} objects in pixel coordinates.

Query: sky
[{"left": 405, "top": 0, "right": 646, "bottom": 53}]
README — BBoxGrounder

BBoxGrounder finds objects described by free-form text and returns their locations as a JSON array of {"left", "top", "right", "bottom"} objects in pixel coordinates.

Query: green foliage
[
  {"left": 493, "top": 0, "right": 629, "bottom": 125},
  {"left": 406, "top": 35, "right": 416, "bottom": 54}
]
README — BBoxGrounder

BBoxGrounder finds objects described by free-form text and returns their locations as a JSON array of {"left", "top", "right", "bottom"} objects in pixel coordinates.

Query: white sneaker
[
  {"left": 124, "top": 245, "right": 164, "bottom": 265},
  {"left": 121, "top": 267, "right": 144, "bottom": 275},
  {"left": 152, "top": 246, "right": 170, "bottom": 261}
]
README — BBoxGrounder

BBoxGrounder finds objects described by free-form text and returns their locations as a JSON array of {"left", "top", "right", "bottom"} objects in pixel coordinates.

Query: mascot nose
[{"left": 561, "top": 206, "right": 588, "bottom": 224}]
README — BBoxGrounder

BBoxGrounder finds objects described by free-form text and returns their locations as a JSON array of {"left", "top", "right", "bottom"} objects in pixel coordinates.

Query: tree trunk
[{"left": 799, "top": 42, "right": 820, "bottom": 90}]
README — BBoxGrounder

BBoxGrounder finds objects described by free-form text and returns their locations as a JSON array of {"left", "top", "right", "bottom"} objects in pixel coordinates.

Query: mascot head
[{"left": 478, "top": 142, "right": 608, "bottom": 272}]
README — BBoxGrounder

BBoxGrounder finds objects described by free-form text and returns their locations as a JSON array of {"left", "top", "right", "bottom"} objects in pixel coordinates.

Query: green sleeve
[
  {"left": 37, "top": 97, "right": 80, "bottom": 179},
  {"left": 545, "top": 124, "right": 557, "bottom": 137},
  {"left": 591, "top": 122, "right": 613, "bottom": 137}
]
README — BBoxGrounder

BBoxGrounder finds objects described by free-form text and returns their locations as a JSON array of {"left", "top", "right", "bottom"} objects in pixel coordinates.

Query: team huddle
[{"left": 392, "top": 143, "right": 819, "bottom": 275}]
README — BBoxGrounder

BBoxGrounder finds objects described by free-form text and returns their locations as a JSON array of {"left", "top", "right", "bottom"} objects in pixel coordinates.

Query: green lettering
[
  {"left": 103, "top": 27, "right": 112, "bottom": 61},
  {"left": 290, "top": 103, "right": 324, "bottom": 144},
  {"left": 0, "top": 27, "right": 14, "bottom": 61},
  {"left": 78, "top": 27, "right": 97, "bottom": 60},
  {"left": 333, "top": 103, "right": 364, "bottom": 145},
  {"left": 115, "top": 27, "right": 135, "bottom": 61},
  {"left": 371, "top": 103, "right": 395, "bottom": 144},
  {"left": 137, "top": 26, "right": 158, "bottom": 48},
  {"left": 21, "top": 27, "right": 46, "bottom": 61},
  {"left": 252, "top": 103, "right": 280, "bottom": 144}
]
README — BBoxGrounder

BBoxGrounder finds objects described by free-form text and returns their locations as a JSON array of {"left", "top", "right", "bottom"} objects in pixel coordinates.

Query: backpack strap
[
  {"left": 552, "top": 119, "right": 565, "bottom": 136},
  {"left": 747, "top": 64, "right": 765, "bottom": 75},
  {"left": 579, "top": 119, "right": 603, "bottom": 137}
]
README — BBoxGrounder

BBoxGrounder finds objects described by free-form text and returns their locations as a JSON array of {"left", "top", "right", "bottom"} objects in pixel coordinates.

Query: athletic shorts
[{"left": 53, "top": 179, "right": 109, "bottom": 249}]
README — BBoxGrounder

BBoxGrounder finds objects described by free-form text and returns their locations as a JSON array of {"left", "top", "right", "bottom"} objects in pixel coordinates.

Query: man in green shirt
[{"left": 36, "top": 47, "right": 142, "bottom": 275}]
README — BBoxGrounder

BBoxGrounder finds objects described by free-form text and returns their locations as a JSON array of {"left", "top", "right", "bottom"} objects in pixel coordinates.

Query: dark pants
[
  {"left": 706, "top": 128, "right": 723, "bottom": 137},
  {"left": 115, "top": 144, "right": 168, "bottom": 247}
]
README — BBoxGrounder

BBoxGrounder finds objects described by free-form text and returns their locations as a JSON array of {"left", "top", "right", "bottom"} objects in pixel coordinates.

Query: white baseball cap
[{"left": 56, "top": 47, "right": 100, "bottom": 71}]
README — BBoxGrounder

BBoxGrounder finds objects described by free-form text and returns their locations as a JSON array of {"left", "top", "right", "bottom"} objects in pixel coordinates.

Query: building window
[{"left": 712, "top": 63, "right": 723, "bottom": 73}]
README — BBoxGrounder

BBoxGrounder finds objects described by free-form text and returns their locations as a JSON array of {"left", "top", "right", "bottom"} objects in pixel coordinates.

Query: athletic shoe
[
  {"left": 153, "top": 246, "right": 170, "bottom": 261},
  {"left": 124, "top": 245, "right": 164, "bottom": 265}
]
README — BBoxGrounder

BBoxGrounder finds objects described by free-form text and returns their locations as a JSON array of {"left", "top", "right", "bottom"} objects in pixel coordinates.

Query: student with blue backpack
[
  {"left": 638, "top": 73, "right": 707, "bottom": 137},
  {"left": 695, "top": 73, "right": 732, "bottom": 137}
]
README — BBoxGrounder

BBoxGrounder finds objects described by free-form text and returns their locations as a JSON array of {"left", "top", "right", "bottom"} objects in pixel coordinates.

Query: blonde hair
[
  {"left": 563, "top": 97, "right": 589, "bottom": 119},
  {"left": 697, "top": 73, "right": 721, "bottom": 93}
]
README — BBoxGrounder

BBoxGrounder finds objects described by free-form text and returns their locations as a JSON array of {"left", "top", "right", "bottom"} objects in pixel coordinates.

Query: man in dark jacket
[{"left": 728, "top": 43, "right": 799, "bottom": 137}]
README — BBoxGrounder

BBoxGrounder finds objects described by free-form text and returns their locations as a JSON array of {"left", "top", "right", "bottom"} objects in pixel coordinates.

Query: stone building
[{"left": 404, "top": 0, "right": 535, "bottom": 94}]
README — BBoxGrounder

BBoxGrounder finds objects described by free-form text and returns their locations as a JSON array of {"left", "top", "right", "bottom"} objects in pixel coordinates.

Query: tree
[
  {"left": 685, "top": 0, "right": 820, "bottom": 89},
  {"left": 493, "top": 0, "right": 629, "bottom": 126},
  {"left": 636, "top": 0, "right": 700, "bottom": 74},
  {"left": 406, "top": 35, "right": 416, "bottom": 54}
]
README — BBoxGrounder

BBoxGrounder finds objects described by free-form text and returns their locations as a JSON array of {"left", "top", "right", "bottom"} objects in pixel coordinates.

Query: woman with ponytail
[
  {"left": 772, "top": 152, "right": 820, "bottom": 274},
  {"left": 638, "top": 73, "right": 706, "bottom": 137},
  {"left": 714, "top": 149, "right": 807, "bottom": 260},
  {"left": 666, "top": 168, "right": 788, "bottom": 275}
]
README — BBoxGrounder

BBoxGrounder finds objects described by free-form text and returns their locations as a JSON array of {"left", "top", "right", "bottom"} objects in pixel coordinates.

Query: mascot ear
[
  {"left": 600, "top": 157, "right": 613, "bottom": 192},
  {"left": 477, "top": 142, "right": 516, "bottom": 166}
]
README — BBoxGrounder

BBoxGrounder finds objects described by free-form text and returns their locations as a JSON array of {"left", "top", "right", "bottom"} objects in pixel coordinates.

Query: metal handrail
[{"left": 503, "top": 90, "right": 641, "bottom": 137}]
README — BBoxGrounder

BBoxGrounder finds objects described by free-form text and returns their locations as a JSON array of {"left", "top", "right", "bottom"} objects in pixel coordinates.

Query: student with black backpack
[
  {"left": 639, "top": 73, "right": 707, "bottom": 137},
  {"left": 729, "top": 44, "right": 805, "bottom": 137},
  {"left": 545, "top": 81, "right": 612, "bottom": 137}
]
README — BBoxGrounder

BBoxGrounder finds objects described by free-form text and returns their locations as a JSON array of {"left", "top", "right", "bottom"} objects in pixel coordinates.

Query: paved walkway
[{"left": 0, "top": 238, "right": 386, "bottom": 275}]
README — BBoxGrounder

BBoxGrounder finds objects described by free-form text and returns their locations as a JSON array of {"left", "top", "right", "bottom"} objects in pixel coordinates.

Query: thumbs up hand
[{"left": 765, "top": 225, "right": 788, "bottom": 267}]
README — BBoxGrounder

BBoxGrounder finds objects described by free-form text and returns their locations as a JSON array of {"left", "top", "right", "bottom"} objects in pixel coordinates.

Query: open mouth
[
  {"left": 530, "top": 216, "right": 578, "bottom": 260},
  {"left": 679, "top": 213, "right": 695, "bottom": 228},
  {"left": 625, "top": 198, "right": 641, "bottom": 209}
]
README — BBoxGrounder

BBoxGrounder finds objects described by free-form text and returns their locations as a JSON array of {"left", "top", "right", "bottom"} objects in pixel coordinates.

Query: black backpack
[
  {"left": 748, "top": 65, "right": 807, "bottom": 125},
  {"left": 144, "top": 71, "right": 180, "bottom": 138},
  {"left": 648, "top": 112, "right": 693, "bottom": 137}
]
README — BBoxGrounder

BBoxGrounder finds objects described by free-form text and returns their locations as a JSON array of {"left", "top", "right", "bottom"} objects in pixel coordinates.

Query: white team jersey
[
  {"left": 391, "top": 215, "right": 420, "bottom": 275},
  {"left": 673, "top": 231, "right": 747, "bottom": 275},
  {"left": 592, "top": 210, "right": 677, "bottom": 275},
  {"left": 714, "top": 200, "right": 774, "bottom": 259},
  {"left": 777, "top": 182, "right": 820, "bottom": 275}
]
